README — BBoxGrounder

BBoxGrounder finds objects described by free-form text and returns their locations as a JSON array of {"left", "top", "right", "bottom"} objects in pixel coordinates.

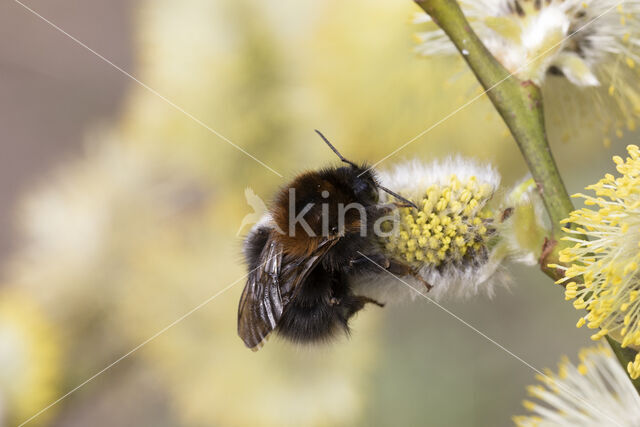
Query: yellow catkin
[
  {"left": 380, "top": 174, "right": 495, "bottom": 268},
  {"left": 629, "top": 354, "right": 640, "bottom": 379},
  {"left": 556, "top": 145, "right": 640, "bottom": 348}
]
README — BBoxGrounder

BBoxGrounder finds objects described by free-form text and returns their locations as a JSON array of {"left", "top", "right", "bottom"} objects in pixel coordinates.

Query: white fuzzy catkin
[
  {"left": 353, "top": 157, "right": 511, "bottom": 302},
  {"left": 514, "top": 346, "right": 640, "bottom": 427},
  {"left": 414, "top": 0, "right": 640, "bottom": 146}
]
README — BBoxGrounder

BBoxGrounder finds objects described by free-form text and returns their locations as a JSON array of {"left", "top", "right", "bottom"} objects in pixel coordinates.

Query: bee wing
[
  {"left": 237, "top": 238, "right": 283, "bottom": 350},
  {"left": 238, "top": 237, "right": 338, "bottom": 351}
]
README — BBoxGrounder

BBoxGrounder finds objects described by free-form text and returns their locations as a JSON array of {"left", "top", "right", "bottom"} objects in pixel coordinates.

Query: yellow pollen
[
  {"left": 559, "top": 146, "right": 640, "bottom": 353},
  {"left": 577, "top": 364, "right": 588, "bottom": 375},
  {"left": 627, "top": 57, "right": 636, "bottom": 69},
  {"left": 379, "top": 174, "right": 496, "bottom": 269}
]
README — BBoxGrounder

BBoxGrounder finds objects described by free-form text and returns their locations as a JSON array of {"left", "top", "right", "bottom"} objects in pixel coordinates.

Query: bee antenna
[
  {"left": 378, "top": 185, "right": 419, "bottom": 210},
  {"left": 314, "top": 130, "right": 359, "bottom": 168}
]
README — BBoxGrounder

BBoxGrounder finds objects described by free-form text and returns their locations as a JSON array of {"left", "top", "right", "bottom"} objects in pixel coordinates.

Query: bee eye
[
  {"left": 365, "top": 181, "right": 379, "bottom": 201},
  {"left": 354, "top": 179, "right": 379, "bottom": 203}
]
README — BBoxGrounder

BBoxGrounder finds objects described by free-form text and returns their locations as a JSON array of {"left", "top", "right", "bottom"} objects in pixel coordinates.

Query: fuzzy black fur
[
  {"left": 240, "top": 164, "right": 395, "bottom": 347},
  {"left": 243, "top": 225, "right": 271, "bottom": 270},
  {"left": 271, "top": 165, "right": 381, "bottom": 248}
]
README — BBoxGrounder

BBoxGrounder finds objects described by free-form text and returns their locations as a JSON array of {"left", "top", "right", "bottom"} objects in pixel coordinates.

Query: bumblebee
[{"left": 238, "top": 131, "right": 427, "bottom": 350}]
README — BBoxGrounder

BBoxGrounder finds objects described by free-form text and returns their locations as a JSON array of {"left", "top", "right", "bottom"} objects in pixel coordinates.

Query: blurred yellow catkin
[
  {"left": 413, "top": 0, "right": 640, "bottom": 147},
  {"left": 4, "top": 0, "right": 557, "bottom": 425},
  {"left": 0, "top": 290, "right": 61, "bottom": 426}
]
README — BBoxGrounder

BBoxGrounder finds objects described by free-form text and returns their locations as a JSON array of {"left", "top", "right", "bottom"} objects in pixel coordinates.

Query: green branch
[
  {"left": 413, "top": 0, "right": 640, "bottom": 392},
  {"left": 415, "top": 0, "right": 572, "bottom": 244}
]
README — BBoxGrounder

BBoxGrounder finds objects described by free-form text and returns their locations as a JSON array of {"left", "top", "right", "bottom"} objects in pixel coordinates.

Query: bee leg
[
  {"left": 329, "top": 291, "right": 383, "bottom": 308},
  {"left": 352, "top": 253, "right": 433, "bottom": 291},
  {"left": 392, "top": 201, "right": 416, "bottom": 209},
  {"left": 386, "top": 259, "right": 433, "bottom": 291},
  {"left": 342, "top": 295, "right": 385, "bottom": 319},
  {"left": 383, "top": 201, "right": 418, "bottom": 210},
  {"left": 354, "top": 295, "right": 385, "bottom": 308},
  {"left": 349, "top": 253, "right": 390, "bottom": 270},
  {"left": 368, "top": 203, "right": 404, "bottom": 217}
]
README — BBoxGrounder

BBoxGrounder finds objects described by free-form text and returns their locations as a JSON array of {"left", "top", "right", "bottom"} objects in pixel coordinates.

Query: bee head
[
  {"left": 341, "top": 165, "right": 380, "bottom": 205},
  {"left": 314, "top": 129, "right": 417, "bottom": 209}
]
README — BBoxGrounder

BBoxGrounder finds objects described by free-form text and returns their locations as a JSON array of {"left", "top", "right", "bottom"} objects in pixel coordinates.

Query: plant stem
[
  {"left": 414, "top": 0, "right": 640, "bottom": 392},
  {"left": 414, "top": 0, "right": 573, "bottom": 241}
]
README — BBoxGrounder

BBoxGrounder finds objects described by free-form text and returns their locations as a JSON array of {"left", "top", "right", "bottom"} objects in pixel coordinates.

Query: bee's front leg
[
  {"left": 348, "top": 253, "right": 389, "bottom": 271},
  {"left": 386, "top": 259, "right": 433, "bottom": 291},
  {"left": 350, "top": 253, "right": 433, "bottom": 292},
  {"left": 367, "top": 203, "right": 407, "bottom": 217}
]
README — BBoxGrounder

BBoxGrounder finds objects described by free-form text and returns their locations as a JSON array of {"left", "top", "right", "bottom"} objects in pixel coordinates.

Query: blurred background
[{"left": 0, "top": 0, "right": 635, "bottom": 426}]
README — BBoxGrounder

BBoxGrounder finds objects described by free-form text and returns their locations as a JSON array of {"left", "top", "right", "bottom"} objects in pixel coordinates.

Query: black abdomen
[{"left": 277, "top": 267, "right": 362, "bottom": 344}]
